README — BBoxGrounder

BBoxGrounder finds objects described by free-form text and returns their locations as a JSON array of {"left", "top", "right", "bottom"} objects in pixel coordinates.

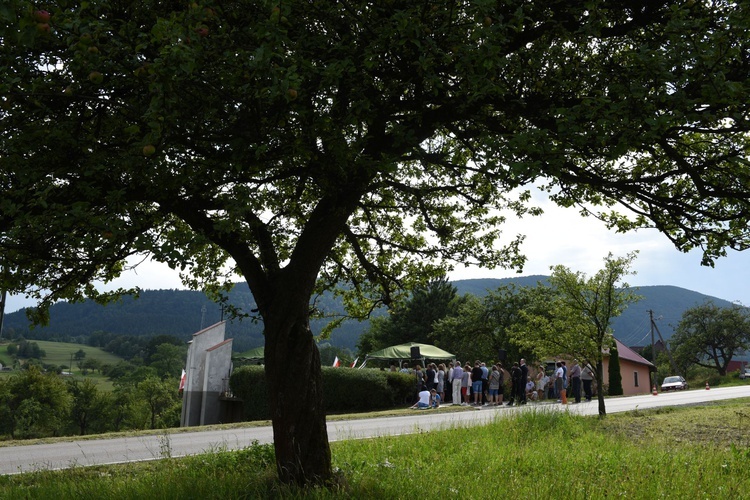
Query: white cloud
[{"left": 449, "top": 192, "right": 750, "bottom": 305}]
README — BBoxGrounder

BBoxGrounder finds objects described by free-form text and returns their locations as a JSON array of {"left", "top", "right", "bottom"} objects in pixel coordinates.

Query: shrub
[
  {"left": 229, "top": 366, "right": 269, "bottom": 421},
  {"left": 688, "top": 366, "right": 724, "bottom": 388},
  {"left": 230, "top": 366, "right": 415, "bottom": 420},
  {"left": 322, "top": 367, "right": 393, "bottom": 412}
]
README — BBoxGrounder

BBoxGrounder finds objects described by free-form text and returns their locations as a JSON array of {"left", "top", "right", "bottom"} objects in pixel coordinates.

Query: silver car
[{"left": 661, "top": 375, "right": 688, "bottom": 391}]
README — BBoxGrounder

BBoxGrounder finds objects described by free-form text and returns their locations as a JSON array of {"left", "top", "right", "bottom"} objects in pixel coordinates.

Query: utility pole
[
  {"left": 649, "top": 309, "right": 656, "bottom": 387},
  {"left": 649, "top": 310, "right": 656, "bottom": 365},
  {"left": 0, "top": 289, "right": 6, "bottom": 341},
  {"left": 0, "top": 258, "right": 6, "bottom": 340},
  {"left": 647, "top": 310, "right": 679, "bottom": 376}
]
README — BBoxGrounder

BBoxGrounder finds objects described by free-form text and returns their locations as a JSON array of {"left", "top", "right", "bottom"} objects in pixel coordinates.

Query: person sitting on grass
[
  {"left": 429, "top": 388, "right": 441, "bottom": 408},
  {"left": 526, "top": 377, "right": 538, "bottom": 401},
  {"left": 411, "top": 386, "right": 431, "bottom": 409}
]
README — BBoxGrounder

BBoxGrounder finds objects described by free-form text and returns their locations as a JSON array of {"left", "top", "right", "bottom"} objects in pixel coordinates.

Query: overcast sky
[{"left": 4, "top": 192, "right": 749, "bottom": 314}]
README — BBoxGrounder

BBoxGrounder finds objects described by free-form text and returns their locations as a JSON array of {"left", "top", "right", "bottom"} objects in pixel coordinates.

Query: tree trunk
[
  {"left": 596, "top": 360, "right": 606, "bottom": 417},
  {"left": 264, "top": 309, "right": 332, "bottom": 486}
]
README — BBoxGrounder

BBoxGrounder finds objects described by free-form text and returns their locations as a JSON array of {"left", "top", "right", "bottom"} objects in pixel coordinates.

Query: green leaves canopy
[
  {"left": 510, "top": 252, "right": 641, "bottom": 415},
  {"left": 1, "top": 0, "right": 748, "bottom": 317},
  {"left": 670, "top": 301, "right": 750, "bottom": 376}
]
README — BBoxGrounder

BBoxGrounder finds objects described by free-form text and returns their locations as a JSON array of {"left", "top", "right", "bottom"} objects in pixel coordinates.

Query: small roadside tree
[
  {"left": 511, "top": 253, "right": 640, "bottom": 416},
  {"left": 670, "top": 301, "right": 750, "bottom": 376},
  {"left": 67, "top": 377, "right": 103, "bottom": 435},
  {"left": 137, "top": 376, "right": 181, "bottom": 430}
]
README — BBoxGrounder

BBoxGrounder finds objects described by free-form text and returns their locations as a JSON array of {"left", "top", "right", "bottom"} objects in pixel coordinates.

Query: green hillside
[
  {"left": 33, "top": 340, "right": 124, "bottom": 369},
  {"left": 0, "top": 339, "right": 124, "bottom": 370},
  {"left": 2, "top": 285, "right": 370, "bottom": 352},
  {"left": 2, "top": 278, "right": 735, "bottom": 352}
]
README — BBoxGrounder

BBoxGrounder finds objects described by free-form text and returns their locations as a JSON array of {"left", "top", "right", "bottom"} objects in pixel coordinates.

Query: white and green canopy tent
[
  {"left": 235, "top": 346, "right": 265, "bottom": 362},
  {"left": 359, "top": 342, "right": 454, "bottom": 369}
]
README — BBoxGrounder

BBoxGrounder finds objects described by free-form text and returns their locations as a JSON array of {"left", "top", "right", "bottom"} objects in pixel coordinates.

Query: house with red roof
[{"left": 601, "top": 338, "right": 655, "bottom": 395}]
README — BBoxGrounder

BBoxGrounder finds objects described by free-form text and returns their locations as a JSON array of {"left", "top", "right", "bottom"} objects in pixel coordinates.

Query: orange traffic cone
[
  {"left": 705, "top": 381, "right": 710, "bottom": 390},
  {"left": 652, "top": 384, "right": 658, "bottom": 396}
]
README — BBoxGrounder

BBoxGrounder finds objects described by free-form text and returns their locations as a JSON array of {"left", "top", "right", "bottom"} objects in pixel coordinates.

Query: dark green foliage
[
  {"left": 230, "top": 366, "right": 414, "bottom": 420},
  {"left": 0, "top": 366, "right": 72, "bottom": 438},
  {"left": 229, "top": 366, "right": 271, "bottom": 421},
  {"left": 13, "top": 340, "right": 45, "bottom": 359},
  {"left": 357, "top": 278, "right": 460, "bottom": 354},
  {"left": 671, "top": 301, "right": 750, "bottom": 376},
  {"left": 432, "top": 285, "right": 536, "bottom": 365},
  {"left": 608, "top": 342, "right": 623, "bottom": 396}
]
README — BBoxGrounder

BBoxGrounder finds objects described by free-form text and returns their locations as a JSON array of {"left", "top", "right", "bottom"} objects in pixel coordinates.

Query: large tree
[
  {"left": 1, "top": 0, "right": 749, "bottom": 486},
  {"left": 671, "top": 301, "right": 750, "bottom": 376},
  {"left": 510, "top": 253, "right": 641, "bottom": 416}
]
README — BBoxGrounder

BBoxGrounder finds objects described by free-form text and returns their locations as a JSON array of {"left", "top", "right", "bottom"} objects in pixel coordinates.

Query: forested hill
[
  {"left": 2, "top": 277, "right": 734, "bottom": 352},
  {"left": 2, "top": 285, "right": 358, "bottom": 353}
]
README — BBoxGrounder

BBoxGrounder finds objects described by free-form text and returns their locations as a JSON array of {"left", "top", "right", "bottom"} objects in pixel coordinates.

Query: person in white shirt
[
  {"left": 411, "top": 387, "right": 430, "bottom": 409},
  {"left": 451, "top": 361, "right": 463, "bottom": 405},
  {"left": 525, "top": 377, "right": 537, "bottom": 401},
  {"left": 554, "top": 361, "right": 567, "bottom": 404}
]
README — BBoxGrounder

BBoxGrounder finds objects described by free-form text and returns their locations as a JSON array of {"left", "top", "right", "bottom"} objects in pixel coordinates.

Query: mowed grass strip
[{"left": 1, "top": 400, "right": 748, "bottom": 499}]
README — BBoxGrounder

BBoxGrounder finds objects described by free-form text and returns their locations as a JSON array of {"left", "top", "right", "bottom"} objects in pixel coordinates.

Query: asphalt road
[{"left": 2, "top": 385, "right": 749, "bottom": 475}]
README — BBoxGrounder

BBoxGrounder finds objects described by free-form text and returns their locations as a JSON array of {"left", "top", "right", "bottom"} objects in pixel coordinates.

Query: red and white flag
[
  {"left": 332, "top": 356, "right": 341, "bottom": 367},
  {"left": 179, "top": 369, "right": 186, "bottom": 392},
  {"left": 350, "top": 357, "right": 359, "bottom": 368}
]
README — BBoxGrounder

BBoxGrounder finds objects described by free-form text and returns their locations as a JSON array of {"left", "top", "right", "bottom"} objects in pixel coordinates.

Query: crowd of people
[{"left": 399, "top": 357, "right": 596, "bottom": 409}]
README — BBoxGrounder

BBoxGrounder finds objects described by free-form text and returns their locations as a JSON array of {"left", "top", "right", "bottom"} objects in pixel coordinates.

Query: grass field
[
  {"left": 0, "top": 340, "right": 122, "bottom": 390},
  {"left": 0, "top": 339, "right": 123, "bottom": 370},
  {"left": 0, "top": 399, "right": 748, "bottom": 498},
  {"left": 33, "top": 340, "right": 124, "bottom": 371}
]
